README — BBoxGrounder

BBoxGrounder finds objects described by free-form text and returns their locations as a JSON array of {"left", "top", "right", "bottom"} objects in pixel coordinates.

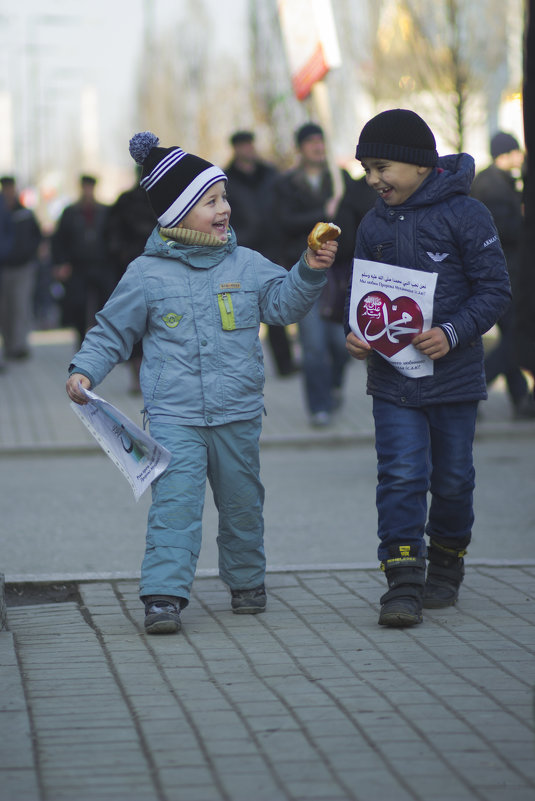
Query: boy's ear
[{"left": 416, "top": 165, "right": 433, "bottom": 175}]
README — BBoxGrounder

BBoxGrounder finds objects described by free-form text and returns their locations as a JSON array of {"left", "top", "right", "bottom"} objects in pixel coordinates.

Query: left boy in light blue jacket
[{"left": 66, "top": 132, "right": 338, "bottom": 634}]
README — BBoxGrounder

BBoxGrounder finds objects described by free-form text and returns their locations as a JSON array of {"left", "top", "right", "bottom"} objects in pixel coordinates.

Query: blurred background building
[{"left": 0, "top": 0, "right": 526, "bottom": 228}]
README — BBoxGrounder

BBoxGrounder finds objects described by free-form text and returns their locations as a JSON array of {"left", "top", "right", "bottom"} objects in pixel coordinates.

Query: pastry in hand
[{"left": 307, "top": 222, "right": 341, "bottom": 251}]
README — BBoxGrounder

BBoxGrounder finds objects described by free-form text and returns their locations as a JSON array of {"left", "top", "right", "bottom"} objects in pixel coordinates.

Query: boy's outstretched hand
[
  {"left": 306, "top": 240, "right": 338, "bottom": 270},
  {"left": 66, "top": 373, "right": 92, "bottom": 405}
]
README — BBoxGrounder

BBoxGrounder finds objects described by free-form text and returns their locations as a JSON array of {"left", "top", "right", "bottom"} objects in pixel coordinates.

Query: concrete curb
[
  {"left": 0, "top": 418, "right": 533, "bottom": 458},
  {"left": 4, "top": 559, "right": 535, "bottom": 586}
]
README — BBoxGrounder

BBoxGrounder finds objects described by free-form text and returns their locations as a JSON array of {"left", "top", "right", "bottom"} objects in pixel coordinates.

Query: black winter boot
[
  {"left": 378, "top": 546, "right": 426, "bottom": 627},
  {"left": 423, "top": 540, "right": 467, "bottom": 609}
]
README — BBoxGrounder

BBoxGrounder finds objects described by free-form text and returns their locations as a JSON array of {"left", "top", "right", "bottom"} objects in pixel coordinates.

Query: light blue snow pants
[{"left": 139, "top": 416, "right": 265, "bottom": 604}]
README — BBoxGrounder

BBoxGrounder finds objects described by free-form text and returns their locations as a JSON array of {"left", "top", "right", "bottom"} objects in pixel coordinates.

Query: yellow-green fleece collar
[{"left": 160, "top": 226, "right": 227, "bottom": 248}]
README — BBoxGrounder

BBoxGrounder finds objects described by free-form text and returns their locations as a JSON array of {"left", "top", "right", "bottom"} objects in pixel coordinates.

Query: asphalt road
[{"left": 3, "top": 433, "right": 534, "bottom": 582}]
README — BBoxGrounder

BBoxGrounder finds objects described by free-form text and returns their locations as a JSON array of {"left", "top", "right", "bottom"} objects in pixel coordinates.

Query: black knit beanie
[
  {"left": 129, "top": 132, "right": 227, "bottom": 227},
  {"left": 356, "top": 109, "right": 438, "bottom": 167},
  {"left": 490, "top": 131, "right": 520, "bottom": 159},
  {"left": 295, "top": 122, "right": 324, "bottom": 147}
]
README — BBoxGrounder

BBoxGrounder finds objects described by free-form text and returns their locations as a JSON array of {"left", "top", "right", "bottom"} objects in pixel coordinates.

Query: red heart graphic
[{"left": 356, "top": 292, "right": 424, "bottom": 357}]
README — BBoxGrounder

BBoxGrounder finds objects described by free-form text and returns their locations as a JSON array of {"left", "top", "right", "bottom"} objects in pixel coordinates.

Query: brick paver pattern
[{"left": 4, "top": 567, "right": 535, "bottom": 801}]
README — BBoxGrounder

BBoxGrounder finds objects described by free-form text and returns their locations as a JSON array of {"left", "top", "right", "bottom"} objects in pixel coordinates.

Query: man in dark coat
[
  {"left": 274, "top": 123, "right": 353, "bottom": 424},
  {"left": 319, "top": 173, "right": 376, "bottom": 324},
  {"left": 52, "top": 175, "right": 112, "bottom": 348},
  {"left": 0, "top": 191, "right": 14, "bottom": 371},
  {"left": 225, "top": 131, "right": 297, "bottom": 376},
  {"left": 516, "top": 1, "right": 535, "bottom": 392},
  {"left": 471, "top": 132, "right": 535, "bottom": 418},
  {"left": 104, "top": 170, "right": 157, "bottom": 392},
  {"left": 225, "top": 131, "right": 279, "bottom": 257},
  {"left": 0, "top": 176, "right": 42, "bottom": 360}
]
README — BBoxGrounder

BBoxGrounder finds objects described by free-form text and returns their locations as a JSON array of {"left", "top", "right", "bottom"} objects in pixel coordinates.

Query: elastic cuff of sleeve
[
  {"left": 68, "top": 365, "right": 95, "bottom": 385},
  {"left": 439, "top": 323, "right": 458, "bottom": 349},
  {"left": 298, "top": 253, "right": 326, "bottom": 283}
]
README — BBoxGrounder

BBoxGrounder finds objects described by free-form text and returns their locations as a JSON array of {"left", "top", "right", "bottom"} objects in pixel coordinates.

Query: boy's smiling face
[
  {"left": 361, "top": 158, "right": 432, "bottom": 206},
  {"left": 179, "top": 180, "right": 230, "bottom": 241}
]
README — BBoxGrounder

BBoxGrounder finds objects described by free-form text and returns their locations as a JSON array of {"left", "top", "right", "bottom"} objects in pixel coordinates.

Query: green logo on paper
[{"left": 162, "top": 312, "right": 183, "bottom": 328}]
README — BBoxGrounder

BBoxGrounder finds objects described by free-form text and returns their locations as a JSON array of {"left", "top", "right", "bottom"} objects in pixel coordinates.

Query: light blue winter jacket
[{"left": 70, "top": 226, "right": 327, "bottom": 425}]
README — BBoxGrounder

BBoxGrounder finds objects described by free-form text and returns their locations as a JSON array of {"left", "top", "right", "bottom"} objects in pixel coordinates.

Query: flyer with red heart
[{"left": 349, "top": 259, "right": 438, "bottom": 377}]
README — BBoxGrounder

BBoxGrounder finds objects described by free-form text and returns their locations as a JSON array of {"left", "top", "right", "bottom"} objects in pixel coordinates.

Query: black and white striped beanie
[{"left": 129, "top": 132, "right": 227, "bottom": 227}]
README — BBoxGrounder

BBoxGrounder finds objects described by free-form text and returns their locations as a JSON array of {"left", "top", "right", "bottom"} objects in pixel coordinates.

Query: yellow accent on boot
[{"left": 430, "top": 540, "right": 467, "bottom": 558}]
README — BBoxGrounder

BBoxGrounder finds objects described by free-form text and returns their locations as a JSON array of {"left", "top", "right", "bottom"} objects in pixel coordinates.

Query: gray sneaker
[
  {"left": 144, "top": 597, "right": 181, "bottom": 634},
  {"left": 230, "top": 585, "right": 266, "bottom": 614}
]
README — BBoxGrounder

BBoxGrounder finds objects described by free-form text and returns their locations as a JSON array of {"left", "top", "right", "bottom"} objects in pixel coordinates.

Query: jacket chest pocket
[
  {"left": 369, "top": 240, "right": 395, "bottom": 262},
  {"left": 216, "top": 290, "right": 259, "bottom": 331},
  {"left": 147, "top": 288, "right": 189, "bottom": 336}
]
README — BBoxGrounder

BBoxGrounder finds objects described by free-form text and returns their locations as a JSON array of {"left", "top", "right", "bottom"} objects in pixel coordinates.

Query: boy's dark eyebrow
[
  {"left": 361, "top": 157, "right": 390, "bottom": 169},
  {"left": 362, "top": 160, "right": 383, "bottom": 170}
]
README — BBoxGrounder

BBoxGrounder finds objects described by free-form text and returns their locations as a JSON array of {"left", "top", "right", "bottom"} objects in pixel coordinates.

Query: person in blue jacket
[
  {"left": 345, "top": 110, "right": 511, "bottom": 628},
  {"left": 66, "top": 132, "right": 337, "bottom": 635}
]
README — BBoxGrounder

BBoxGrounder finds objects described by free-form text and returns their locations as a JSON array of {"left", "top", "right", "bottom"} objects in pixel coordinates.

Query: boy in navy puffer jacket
[
  {"left": 344, "top": 110, "right": 511, "bottom": 628},
  {"left": 66, "top": 133, "right": 337, "bottom": 634}
]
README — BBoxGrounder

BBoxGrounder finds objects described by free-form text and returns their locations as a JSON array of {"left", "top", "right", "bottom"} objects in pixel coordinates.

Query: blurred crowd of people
[
  {"left": 0, "top": 170, "right": 157, "bottom": 390},
  {"left": 225, "top": 124, "right": 376, "bottom": 426},
  {"left": 0, "top": 121, "right": 533, "bottom": 421}
]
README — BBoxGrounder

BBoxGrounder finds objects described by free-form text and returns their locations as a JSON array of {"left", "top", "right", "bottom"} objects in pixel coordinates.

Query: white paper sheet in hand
[
  {"left": 70, "top": 387, "right": 172, "bottom": 501},
  {"left": 349, "top": 258, "right": 438, "bottom": 378}
]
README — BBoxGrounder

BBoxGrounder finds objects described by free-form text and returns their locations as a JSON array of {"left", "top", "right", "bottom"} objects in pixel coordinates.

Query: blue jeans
[
  {"left": 298, "top": 299, "right": 349, "bottom": 414},
  {"left": 140, "top": 417, "right": 265, "bottom": 603},
  {"left": 372, "top": 398, "right": 478, "bottom": 561}
]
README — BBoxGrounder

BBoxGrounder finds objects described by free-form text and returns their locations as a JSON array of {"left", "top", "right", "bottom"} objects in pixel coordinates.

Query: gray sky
[{"left": 0, "top": 0, "right": 249, "bottom": 191}]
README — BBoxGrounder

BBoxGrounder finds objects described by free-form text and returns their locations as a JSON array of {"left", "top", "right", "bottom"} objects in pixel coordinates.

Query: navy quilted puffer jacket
[{"left": 346, "top": 153, "right": 511, "bottom": 406}]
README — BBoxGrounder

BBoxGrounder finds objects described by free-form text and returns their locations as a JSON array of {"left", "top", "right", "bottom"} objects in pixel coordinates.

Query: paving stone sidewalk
[
  {"left": 1, "top": 331, "right": 535, "bottom": 800},
  {"left": 2, "top": 567, "right": 535, "bottom": 801}
]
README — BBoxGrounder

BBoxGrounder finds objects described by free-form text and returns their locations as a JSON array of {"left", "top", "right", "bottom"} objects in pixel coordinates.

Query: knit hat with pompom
[{"left": 129, "top": 132, "right": 227, "bottom": 227}]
